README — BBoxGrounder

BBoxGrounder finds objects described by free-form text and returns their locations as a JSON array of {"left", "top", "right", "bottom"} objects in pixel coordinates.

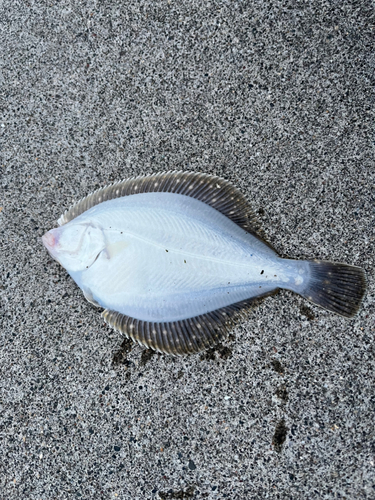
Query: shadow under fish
[{"left": 42, "top": 172, "right": 367, "bottom": 356}]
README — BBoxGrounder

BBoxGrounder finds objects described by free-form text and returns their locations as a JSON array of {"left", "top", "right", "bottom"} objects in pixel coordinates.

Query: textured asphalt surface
[{"left": 1, "top": 1, "right": 374, "bottom": 498}]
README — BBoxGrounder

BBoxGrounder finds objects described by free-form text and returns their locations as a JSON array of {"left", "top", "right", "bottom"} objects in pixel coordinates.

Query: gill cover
[{"left": 42, "top": 222, "right": 106, "bottom": 273}]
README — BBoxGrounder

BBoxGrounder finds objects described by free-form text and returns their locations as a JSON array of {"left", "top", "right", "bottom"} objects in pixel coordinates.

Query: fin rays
[
  {"left": 58, "top": 171, "right": 274, "bottom": 250},
  {"left": 102, "top": 290, "right": 278, "bottom": 356},
  {"left": 302, "top": 261, "right": 366, "bottom": 318}
]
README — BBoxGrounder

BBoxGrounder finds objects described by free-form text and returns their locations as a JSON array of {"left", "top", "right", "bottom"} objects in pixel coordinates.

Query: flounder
[{"left": 42, "top": 172, "right": 366, "bottom": 355}]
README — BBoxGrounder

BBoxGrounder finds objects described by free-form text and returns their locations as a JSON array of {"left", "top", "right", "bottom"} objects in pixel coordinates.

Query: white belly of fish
[{"left": 67, "top": 192, "right": 304, "bottom": 321}]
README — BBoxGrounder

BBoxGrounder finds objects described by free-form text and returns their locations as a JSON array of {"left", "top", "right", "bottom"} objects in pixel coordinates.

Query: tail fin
[{"left": 302, "top": 260, "right": 366, "bottom": 318}]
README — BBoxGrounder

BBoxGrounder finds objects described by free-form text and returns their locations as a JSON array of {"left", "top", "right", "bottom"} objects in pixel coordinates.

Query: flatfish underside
[{"left": 42, "top": 171, "right": 366, "bottom": 355}]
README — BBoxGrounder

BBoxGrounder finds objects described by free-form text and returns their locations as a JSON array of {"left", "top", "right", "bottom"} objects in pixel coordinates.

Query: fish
[{"left": 42, "top": 171, "right": 367, "bottom": 356}]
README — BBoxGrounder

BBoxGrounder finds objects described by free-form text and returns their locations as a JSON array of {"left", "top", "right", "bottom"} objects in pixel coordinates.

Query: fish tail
[{"left": 301, "top": 260, "right": 366, "bottom": 317}]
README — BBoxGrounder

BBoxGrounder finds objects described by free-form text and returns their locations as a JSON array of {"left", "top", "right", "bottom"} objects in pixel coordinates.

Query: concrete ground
[{"left": 0, "top": 0, "right": 374, "bottom": 498}]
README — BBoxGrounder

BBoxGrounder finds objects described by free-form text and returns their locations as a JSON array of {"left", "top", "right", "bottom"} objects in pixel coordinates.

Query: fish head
[{"left": 42, "top": 222, "right": 106, "bottom": 272}]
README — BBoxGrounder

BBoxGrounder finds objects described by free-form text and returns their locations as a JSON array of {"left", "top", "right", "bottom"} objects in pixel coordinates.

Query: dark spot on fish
[
  {"left": 271, "top": 359, "right": 284, "bottom": 374},
  {"left": 275, "top": 385, "right": 288, "bottom": 401},
  {"left": 300, "top": 305, "right": 315, "bottom": 320},
  {"left": 260, "top": 270, "right": 264, "bottom": 275},
  {"left": 272, "top": 419, "right": 289, "bottom": 452}
]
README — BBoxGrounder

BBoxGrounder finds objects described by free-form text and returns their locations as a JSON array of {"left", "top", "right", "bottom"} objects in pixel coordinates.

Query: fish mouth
[
  {"left": 42, "top": 231, "right": 55, "bottom": 249},
  {"left": 42, "top": 230, "right": 61, "bottom": 262}
]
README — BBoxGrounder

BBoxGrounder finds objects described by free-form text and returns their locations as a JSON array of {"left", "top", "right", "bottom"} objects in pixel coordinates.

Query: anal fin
[{"left": 102, "top": 290, "right": 278, "bottom": 356}]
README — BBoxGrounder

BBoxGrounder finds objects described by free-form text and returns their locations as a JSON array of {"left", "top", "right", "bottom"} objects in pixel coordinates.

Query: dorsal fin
[
  {"left": 58, "top": 171, "right": 273, "bottom": 248},
  {"left": 102, "top": 290, "right": 279, "bottom": 356}
]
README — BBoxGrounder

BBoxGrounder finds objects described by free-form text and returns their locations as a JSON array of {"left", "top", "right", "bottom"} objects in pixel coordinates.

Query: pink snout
[{"left": 42, "top": 231, "right": 56, "bottom": 249}]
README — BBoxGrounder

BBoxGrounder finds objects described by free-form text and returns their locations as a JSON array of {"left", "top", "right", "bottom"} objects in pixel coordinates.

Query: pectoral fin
[{"left": 105, "top": 241, "right": 129, "bottom": 259}]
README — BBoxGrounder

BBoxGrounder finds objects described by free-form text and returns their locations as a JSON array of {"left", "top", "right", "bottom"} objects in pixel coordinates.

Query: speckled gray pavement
[{"left": 0, "top": 1, "right": 374, "bottom": 498}]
